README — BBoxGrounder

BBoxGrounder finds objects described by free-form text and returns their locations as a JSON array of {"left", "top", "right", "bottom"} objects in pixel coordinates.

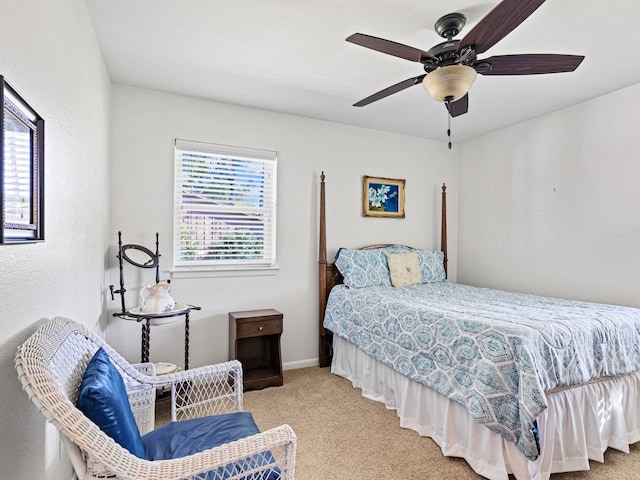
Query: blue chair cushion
[
  {"left": 143, "top": 412, "right": 279, "bottom": 479},
  {"left": 76, "top": 348, "right": 146, "bottom": 458}
]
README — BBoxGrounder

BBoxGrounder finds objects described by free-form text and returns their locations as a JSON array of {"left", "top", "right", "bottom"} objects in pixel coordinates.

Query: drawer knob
[{"left": 259, "top": 326, "right": 263, "bottom": 331}]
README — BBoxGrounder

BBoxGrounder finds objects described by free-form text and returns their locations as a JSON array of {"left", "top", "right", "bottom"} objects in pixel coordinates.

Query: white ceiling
[{"left": 85, "top": 0, "right": 640, "bottom": 143}]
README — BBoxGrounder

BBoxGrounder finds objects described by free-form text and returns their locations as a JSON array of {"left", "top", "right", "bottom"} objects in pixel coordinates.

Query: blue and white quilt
[{"left": 324, "top": 281, "right": 640, "bottom": 460}]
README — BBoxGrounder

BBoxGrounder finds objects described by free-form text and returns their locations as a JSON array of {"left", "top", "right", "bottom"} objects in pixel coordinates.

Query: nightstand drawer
[{"left": 236, "top": 317, "right": 282, "bottom": 338}]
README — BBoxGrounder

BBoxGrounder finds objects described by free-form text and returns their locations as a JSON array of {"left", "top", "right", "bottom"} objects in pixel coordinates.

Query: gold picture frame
[{"left": 363, "top": 175, "right": 405, "bottom": 218}]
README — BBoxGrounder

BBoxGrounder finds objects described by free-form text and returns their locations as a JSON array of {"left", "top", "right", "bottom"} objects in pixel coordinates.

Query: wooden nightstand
[{"left": 229, "top": 309, "right": 283, "bottom": 391}]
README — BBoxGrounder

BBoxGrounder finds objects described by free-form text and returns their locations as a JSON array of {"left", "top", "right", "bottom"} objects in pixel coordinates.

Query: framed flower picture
[{"left": 363, "top": 175, "right": 405, "bottom": 218}]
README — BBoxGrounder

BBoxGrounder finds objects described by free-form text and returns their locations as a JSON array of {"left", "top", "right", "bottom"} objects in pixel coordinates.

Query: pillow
[
  {"left": 144, "top": 412, "right": 259, "bottom": 459},
  {"left": 415, "top": 249, "right": 446, "bottom": 283},
  {"left": 335, "top": 248, "right": 391, "bottom": 288},
  {"left": 77, "top": 348, "right": 146, "bottom": 458},
  {"left": 143, "top": 412, "right": 280, "bottom": 479},
  {"left": 386, "top": 252, "right": 422, "bottom": 287}
]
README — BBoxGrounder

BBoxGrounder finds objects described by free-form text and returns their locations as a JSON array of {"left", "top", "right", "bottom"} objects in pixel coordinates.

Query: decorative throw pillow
[
  {"left": 386, "top": 252, "right": 422, "bottom": 287},
  {"left": 77, "top": 348, "right": 146, "bottom": 458}
]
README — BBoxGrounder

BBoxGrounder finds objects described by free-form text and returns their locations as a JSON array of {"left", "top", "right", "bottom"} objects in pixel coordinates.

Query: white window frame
[{"left": 172, "top": 139, "right": 278, "bottom": 278}]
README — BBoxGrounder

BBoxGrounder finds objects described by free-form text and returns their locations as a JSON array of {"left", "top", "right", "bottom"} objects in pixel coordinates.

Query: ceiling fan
[{"left": 347, "top": 0, "right": 585, "bottom": 120}]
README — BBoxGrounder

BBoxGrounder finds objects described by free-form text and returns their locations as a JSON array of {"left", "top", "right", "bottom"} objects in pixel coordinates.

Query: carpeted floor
[{"left": 158, "top": 367, "right": 639, "bottom": 479}]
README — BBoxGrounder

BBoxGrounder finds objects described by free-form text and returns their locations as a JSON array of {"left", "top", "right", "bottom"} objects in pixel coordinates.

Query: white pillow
[{"left": 385, "top": 252, "right": 421, "bottom": 287}]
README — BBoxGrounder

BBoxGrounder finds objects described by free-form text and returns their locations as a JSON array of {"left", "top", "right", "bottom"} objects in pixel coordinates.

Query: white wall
[
  {"left": 457, "top": 83, "right": 640, "bottom": 308},
  {"left": 0, "top": 1, "right": 111, "bottom": 479},
  {"left": 107, "top": 84, "right": 457, "bottom": 370}
]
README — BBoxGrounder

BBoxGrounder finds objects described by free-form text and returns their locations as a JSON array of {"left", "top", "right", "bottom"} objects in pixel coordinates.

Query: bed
[{"left": 317, "top": 173, "right": 640, "bottom": 480}]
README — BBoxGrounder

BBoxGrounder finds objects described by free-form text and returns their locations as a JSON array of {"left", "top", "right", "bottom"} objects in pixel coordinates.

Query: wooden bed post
[
  {"left": 441, "top": 183, "right": 448, "bottom": 278},
  {"left": 318, "top": 172, "right": 331, "bottom": 367}
]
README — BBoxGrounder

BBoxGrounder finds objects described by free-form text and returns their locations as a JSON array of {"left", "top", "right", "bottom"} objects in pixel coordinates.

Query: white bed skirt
[{"left": 331, "top": 335, "right": 640, "bottom": 480}]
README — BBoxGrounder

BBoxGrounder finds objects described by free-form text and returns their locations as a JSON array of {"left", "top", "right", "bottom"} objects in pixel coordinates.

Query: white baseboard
[{"left": 283, "top": 358, "right": 318, "bottom": 370}]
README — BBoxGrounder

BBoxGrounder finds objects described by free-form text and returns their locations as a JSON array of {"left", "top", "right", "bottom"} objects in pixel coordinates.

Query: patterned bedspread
[{"left": 323, "top": 281, "right": 640, "bottom": 460}]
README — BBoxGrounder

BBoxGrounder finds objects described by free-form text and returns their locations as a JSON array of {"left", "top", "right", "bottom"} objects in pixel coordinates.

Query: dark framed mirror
[
  {"left": 1, "top": 76, "right": 45, "bottom": 244},
  {"left": 121, "top": 244, "right": 159, "bottom": 268}
]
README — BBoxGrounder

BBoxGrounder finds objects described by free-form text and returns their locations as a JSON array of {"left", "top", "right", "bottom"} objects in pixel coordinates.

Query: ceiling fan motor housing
[{"left": 426, "top": 40, "right": 462, "bottom": 65}]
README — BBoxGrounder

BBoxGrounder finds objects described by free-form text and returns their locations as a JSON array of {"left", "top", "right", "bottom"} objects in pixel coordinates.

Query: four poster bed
[{"left": 317, "top": 172, "right": 640, "bottom": 480}]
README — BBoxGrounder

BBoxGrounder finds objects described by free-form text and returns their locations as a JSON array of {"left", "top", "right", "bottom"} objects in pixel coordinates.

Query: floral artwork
[{"left": 362, "top": 176, "right": 405, "bottom": 218}]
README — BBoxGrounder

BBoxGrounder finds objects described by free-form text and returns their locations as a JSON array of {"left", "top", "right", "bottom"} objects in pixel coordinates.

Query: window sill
[{"left": 170, "top": 265, "right": 280, "bottom": 279}]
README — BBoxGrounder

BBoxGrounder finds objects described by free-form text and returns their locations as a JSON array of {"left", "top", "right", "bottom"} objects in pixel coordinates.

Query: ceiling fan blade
[
  {"left": 353, "top": 75, "right": 426, "bottom": 107},
  {"left": 478, "top": 54, "right": 585, "bottom": 75},
  {"left": 347, "top": 33, "right": 437, "bottom": 63},
  {"left": 458, "top": 0, "right": 546, "bottom": 55},
  {"left": 446, "top": 94, "right": 469, "bottom": 117}
]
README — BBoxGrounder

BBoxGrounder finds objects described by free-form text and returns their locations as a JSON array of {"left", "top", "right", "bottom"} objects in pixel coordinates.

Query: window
[
  {"left": 173, "top": 139, "right": 277, "bottom": 274},
  {"left": 1, "top": 76, "right": 44, "bottom": 244}
]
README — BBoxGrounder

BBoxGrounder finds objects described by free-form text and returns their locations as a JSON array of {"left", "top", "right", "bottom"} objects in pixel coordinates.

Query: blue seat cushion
[
  {"left": 76, "top": 348, "right": 146, "bottom": 458},
  {"left": 143, "top": 412, "right": 279, "bottom": 479}
]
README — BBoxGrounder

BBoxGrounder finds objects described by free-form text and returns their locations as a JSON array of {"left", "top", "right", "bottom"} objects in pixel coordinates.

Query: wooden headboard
[{"left": 317, "top": 172, "right": 448, "bottom": 367}]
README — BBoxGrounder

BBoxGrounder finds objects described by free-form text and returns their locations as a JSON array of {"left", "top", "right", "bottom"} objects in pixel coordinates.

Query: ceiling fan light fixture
[{"left": 422, "top": 65, "right": 477, "bottom": 103}]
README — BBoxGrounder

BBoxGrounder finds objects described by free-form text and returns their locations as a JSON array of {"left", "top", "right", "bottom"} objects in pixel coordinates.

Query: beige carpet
[{"left": 158, "top": 367, "right": 639, "bottom": 479}]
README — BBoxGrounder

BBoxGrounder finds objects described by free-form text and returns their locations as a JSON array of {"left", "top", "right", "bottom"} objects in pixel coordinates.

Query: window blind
[
  {"left": 173, "top": 139, "right": 277, "bottom": 270},
  {"left": 3, "top": 123, "right": 32, "bottom": 227}
]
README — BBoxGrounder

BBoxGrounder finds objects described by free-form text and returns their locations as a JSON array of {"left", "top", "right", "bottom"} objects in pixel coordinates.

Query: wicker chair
[{"left": 15, "top": 316, "right": 296, "bottom": 480}]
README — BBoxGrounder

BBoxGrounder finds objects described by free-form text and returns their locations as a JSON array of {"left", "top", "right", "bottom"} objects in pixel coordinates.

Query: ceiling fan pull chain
[{"left": 447, "top": 108, "right": 452, "bottom": 150}]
